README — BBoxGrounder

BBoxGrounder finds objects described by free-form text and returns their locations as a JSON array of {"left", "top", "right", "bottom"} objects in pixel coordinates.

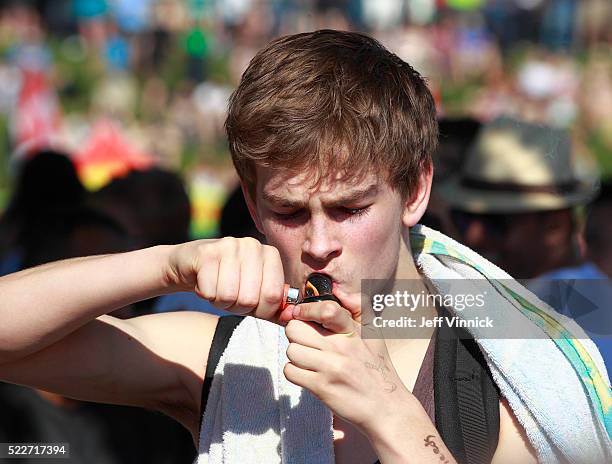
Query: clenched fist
[{"left": 164, "top": 237, "right": 286, "bottom": 322}]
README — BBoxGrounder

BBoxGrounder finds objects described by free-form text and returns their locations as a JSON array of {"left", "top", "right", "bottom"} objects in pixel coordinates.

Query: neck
[
  {"left": 532, "top": 240, "right": 583, "bottom": 278},
  {"left": 377, "top": 227, "right": 437, "bottom": 355}
]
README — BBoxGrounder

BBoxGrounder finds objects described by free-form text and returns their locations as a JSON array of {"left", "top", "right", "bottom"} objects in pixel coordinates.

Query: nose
[{"left": 302, "top": 215, "right": 341, "bottom": 262}]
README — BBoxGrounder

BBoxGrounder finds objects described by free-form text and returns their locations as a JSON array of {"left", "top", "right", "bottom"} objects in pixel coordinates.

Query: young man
[{"left": 0, "top": 31, "right": 609, "bottom": 464}]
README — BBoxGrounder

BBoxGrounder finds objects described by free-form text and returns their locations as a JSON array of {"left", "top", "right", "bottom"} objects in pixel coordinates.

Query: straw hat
[{"left": 438, "top": 117, "right": 599, "bottom": 213}]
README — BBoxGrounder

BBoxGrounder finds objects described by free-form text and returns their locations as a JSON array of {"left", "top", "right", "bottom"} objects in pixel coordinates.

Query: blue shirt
[
  {"left": 528, "top": 262, "right": 612, "bottom": 373},
  {"left": 153, "top": 292, "right": 229, "bottom": 316}
]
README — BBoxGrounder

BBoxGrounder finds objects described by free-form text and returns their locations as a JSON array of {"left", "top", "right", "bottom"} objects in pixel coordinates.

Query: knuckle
[
  {"left": 320, "top": 304, "right": 338, "bottom": 323},
  {"left": 331, "top": 337, "right": 352, "bottom": 355},
  {"left": 297, "top": 305, "right": 309, "bottom": 318},
  {"left": 220, "top": 236, "right": 239, "bottom": 252},
  {"left": 286, "top": 342, "right": 297, "bottom": 360},
  {"left": 238, "top": 294, "right": 259, "bottom": 309},
  {"left": 215, "top": 288, "right": 238, "bottom": 305},
  {"left": 283, "top": 362, "right": 293, "bottom": 379},
  {"left": 263, "top": 244, "right": 282, "bottom": 261},
  {"left": 285, "top": 320, "right": 299, "bottom": 339},
  {"left": 328, "top": 358, "right": 347, "bottom": 379},
  {"left": 197, "top": 284, "right": 215, "bottom": 301},
  {"left": 261, "top": 288, "right": 281, "bottom": 307},
  {"left": 197, "top": 241, "right": 214, "bottom": 260},
  {"left": 241, "top": 236, "right": 261, "bottom": 248}
]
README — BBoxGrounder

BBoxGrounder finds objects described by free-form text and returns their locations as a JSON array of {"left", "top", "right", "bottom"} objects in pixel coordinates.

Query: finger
[
  {"left": 286, "top": 342, "right": 329, "bottom": 371},
  {"left": 285, "top": 319, "right": 328, "bottom": 350},
  {"left": 333, "top": 287, "right": 363, "bottom": 323},
  {"left": 277, "top": 304, "right": 295, "bottom": 325},
  {"left": 215, "top": 239, "right": 240, "bottom": 310},
  {"left": 255, "top": 245, "right": 285, "bottom": 320},
  {"left": 196, "top": 254, "right": 219, "bottom": 302},
  {"left": 236, "top": 239, "right": 263, "bottom": 311},
  {"left": 293, "top": 300, "right": 356, "bottom": 335},
  {"left": 283, "top": 361, "right": 318, "bottom": 392}
]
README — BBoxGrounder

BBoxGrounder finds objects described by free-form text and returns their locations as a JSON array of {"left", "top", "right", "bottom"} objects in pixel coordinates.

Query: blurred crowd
[
  {"left": 0, "top": 0, "right": 611, "bottom": 199},
  {"left": 0, "top": 0, "right": 611, "bottom": 463}
]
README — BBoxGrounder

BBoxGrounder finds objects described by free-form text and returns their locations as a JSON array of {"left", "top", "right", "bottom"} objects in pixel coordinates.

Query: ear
[
  {"left": 402, "top": 163, "right": 433, "bottom": 228},
  {"left": 240, "top": 181, "right": 265, "bottom": 235}
]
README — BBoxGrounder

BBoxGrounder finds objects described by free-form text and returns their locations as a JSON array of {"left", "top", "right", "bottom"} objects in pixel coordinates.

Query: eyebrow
[{"left": 262, "top": 183, "right": 379, "bottom": 208}]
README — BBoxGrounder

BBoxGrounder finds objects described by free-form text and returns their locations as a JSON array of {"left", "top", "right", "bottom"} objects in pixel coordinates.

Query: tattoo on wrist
[
  {"left": 364, "top": 353, "right": 397, "bottom": 393},
  {"left": 424, "top": 435, "right": 450, "bottom": 463}
]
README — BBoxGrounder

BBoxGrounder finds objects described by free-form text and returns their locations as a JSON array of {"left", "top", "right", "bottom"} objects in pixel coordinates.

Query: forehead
[{"left": 255, "top": 166, "right": 384, "bottom": 201}]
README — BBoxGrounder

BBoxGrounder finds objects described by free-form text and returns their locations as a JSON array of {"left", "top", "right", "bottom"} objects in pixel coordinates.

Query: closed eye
[
  {"left": 342, "top": 206, "right": 369, "bottom": 215},
  {"left": 272, "top": 209, "right": 305, "bottom": 221},
  {"left": 335, "top": 206, "right": 371, "bottom": 222},
  {"left": 271, "top": 206, "right": 371, "bottom": 222}
]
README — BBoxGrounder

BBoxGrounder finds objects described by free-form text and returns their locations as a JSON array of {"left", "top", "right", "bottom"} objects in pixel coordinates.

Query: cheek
[
  {"left": 344, "top": 213, "right": 402, "bottom": 276},
  {"left": 261, "top": 220, "right": 304, "bottom": 264},
  {"left": 346, "top": 220, "right": 390, "bottom": 249}
]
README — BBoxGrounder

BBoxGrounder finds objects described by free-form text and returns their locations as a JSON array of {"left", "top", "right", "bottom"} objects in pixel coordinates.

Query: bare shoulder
[{"left": 491, "top": 397, "right": 539, "bottom": 464}]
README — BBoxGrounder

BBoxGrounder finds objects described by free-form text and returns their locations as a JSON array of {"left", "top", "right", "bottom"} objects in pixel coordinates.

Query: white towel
[
  {"left": 197, "top": 316, "right": 334, "bottom": 464},
  {"left": 197, "top": 224, "right": 611, "bottom": 463}
]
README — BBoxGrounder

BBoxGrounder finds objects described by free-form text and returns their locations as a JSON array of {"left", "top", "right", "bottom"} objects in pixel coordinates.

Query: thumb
[
  {"left": 333, "top": 287, "right": 363, "bottom": 323},
  {"left": 334, "top": 288, "right": 389, "bottom": 349}
]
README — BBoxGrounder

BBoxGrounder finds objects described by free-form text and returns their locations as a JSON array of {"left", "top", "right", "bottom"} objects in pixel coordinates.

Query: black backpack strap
[
  {"left": 434, "top": 317, "right": 500, "bottom": 464},
  {"left": 198, "top": 315, "right": 245, "bottom": 432}
]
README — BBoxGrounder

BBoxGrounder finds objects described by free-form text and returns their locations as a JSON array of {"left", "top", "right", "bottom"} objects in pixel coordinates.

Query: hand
[
  {"left": 277, "top": 286, "right": 363, "bottom": 325},
  {"left": 164, "top": 237, "right": 286, "bottom": 322},
  {"left": 283, "top": 289, "right": 414, "bottom": 434}
]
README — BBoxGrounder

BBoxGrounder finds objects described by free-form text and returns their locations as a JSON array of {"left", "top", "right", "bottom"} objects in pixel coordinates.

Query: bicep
[
  {"left": 491, "top": 397, "right": 539, "bottom": 464},
  {"left": 0, "top": 311, "right": 219, "bottom": 415}
]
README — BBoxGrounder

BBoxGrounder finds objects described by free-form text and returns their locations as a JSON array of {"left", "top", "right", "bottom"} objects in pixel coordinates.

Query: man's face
[
  {"left": 249, "top": 167, "right": 406, "bottom": 295},
  {"left": 451, "top": 210, "right": 548, "bottom": 279}
]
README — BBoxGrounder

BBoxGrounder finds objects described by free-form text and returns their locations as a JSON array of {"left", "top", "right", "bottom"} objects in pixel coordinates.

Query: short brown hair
[{"left": 225, "top": 29, "right": 438, "bottom": 201}]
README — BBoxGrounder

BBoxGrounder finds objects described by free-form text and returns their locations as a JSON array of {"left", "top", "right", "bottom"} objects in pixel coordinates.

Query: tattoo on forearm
[
  {"left": 424, "top": 435, "right": 450, "bottom": 463},
  {"left": 364, "top": 353, "right": 397, "bottom": 393}
]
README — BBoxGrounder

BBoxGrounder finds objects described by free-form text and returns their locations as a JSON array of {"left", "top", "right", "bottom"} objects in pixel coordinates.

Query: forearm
[
  {"left": 365, "top": 396, "right": 457, "bottom": 464},
  {"left": 0, "top": 245, "right": 174, "bottom": 363}
]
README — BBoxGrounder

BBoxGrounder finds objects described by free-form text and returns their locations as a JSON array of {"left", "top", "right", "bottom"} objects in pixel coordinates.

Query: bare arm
[
  {"left": 491, "top": 398, "right": 539, "bottom": 463},
  {"left": 0, "top": 311, "right": 218, "bottom": 444},
  {"left": 0, "top": 237, "right": 285, "bottom": 364},
  {"left": 0, "top": 245, "right": 174, "bottom": 363},
  {"left": 0, "top": 237, "right": 286, "bottom": 442}
]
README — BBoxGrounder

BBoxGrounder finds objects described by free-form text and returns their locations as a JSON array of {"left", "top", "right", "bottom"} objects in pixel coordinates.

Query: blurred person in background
[
  {"left": 440, "top": 116, "right": 610, "bottom": 369},
  {"left": 441, "top": 116, "right": 597, "bottom": 279},
  {"left": 0, "top": 149, "right": 86, "bottom": 276},
  {"left": 0, "top": 203, "right": 196, "bottom": 463},
  {"left": 219, "top": 183, "right": 265, "bottom": 242},
  {"left": 91, "top": 167, "right": 191, "bottom": 249},
  {"left": 422, "top": 117, "right": 481, "bottom": 235},
  {"left": 585, "top": 181, "right": 612, "bottom": 279}
]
